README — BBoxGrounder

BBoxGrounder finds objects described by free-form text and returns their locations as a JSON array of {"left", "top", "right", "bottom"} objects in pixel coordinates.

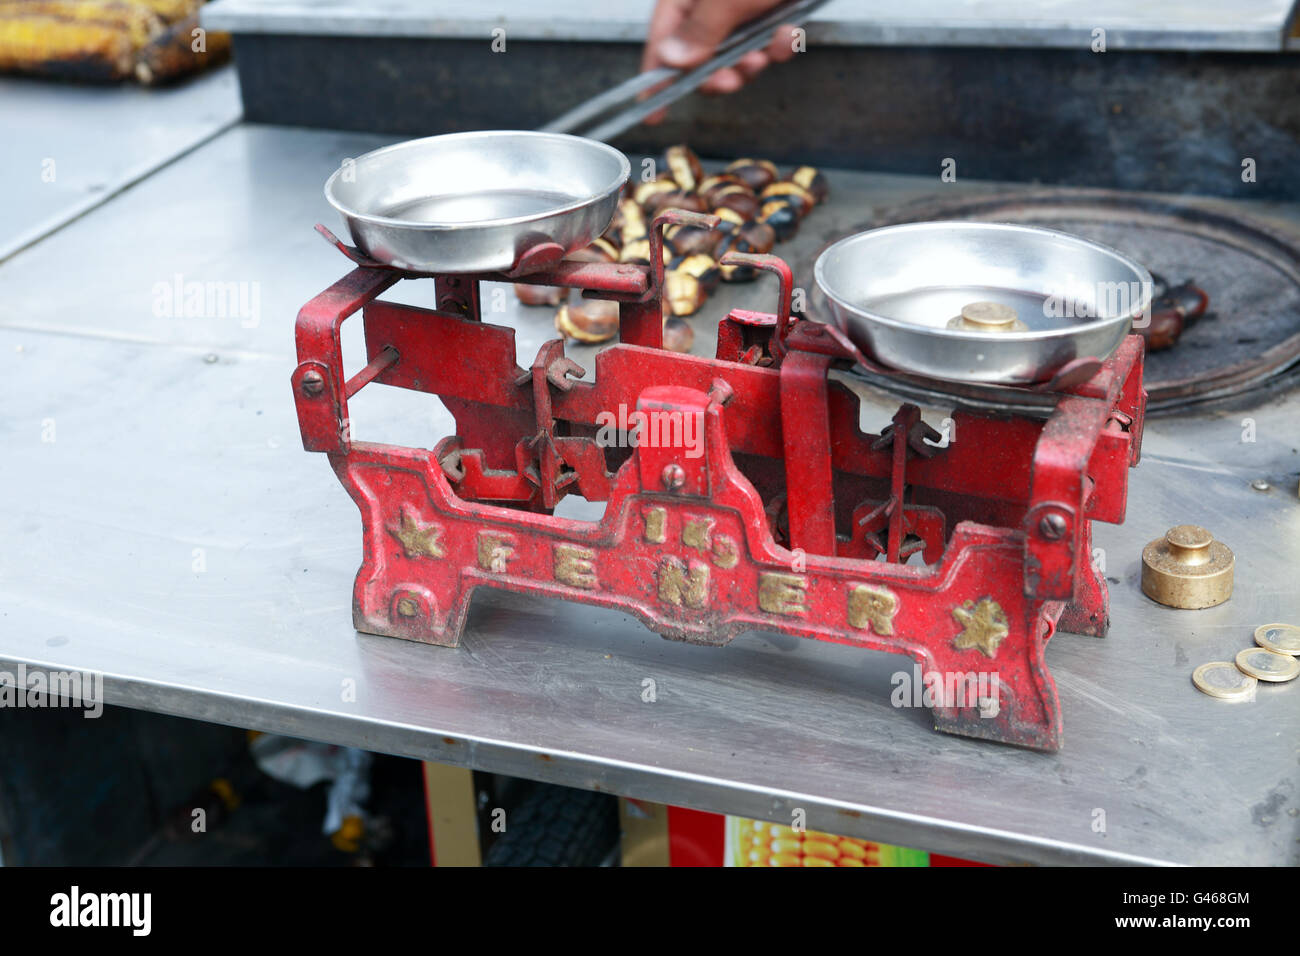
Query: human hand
[{"left": 641, "top": 0, "right": 800, "bottom": 121}]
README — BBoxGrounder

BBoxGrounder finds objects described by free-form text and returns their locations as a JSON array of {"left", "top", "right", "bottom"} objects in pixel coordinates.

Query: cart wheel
[{"left": 483, "top": 783, "right": 618, "bottom": 867}]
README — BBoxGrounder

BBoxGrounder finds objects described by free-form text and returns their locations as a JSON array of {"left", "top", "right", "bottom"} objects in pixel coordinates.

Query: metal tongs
[{"left": 541, "top": 0, "right": 831, "bottom": 142}]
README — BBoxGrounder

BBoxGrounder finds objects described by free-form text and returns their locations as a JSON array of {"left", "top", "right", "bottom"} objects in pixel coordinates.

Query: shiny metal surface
[
  {"left": 325, "top": 130, "right": 629, "bottom": 272},
  {"left": 202, "top": 0, "right": 1300, "bottom": 52},
  {"left": 2, "top": 122, "right": 1298, "bottom": 865},
  {"left": 0, "top": 66, "right": 241, "bottom": 262},
  {"left": 815, "top": 221, "right": 1152, "bottom": 383}
]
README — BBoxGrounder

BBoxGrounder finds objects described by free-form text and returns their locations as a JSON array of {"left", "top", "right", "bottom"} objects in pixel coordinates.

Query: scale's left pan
[{"left": 325, "top": 130, "right": 630, "bottom": 274}]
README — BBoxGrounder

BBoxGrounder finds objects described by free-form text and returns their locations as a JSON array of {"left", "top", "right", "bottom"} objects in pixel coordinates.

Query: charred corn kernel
[
  {"left": 0, "top": 15, "right": 135, "bottom": 77},
  {"left": 10, "top": 0, "right": 205, "bottom": 22},
  {"left": 802, "top": 839, "right": 840, "bottom": 861},
  {"left": 836, "top": 839, "right": 870, "bottom": 859},
  {"left": 133, "top": 0, "right": 199, "bottom": 22},
  {"left": 0, "top": 1, "right": 163, "bottom": 45},
  {"left": 136, "top": 14, "right": 232, "bottom": 85}
]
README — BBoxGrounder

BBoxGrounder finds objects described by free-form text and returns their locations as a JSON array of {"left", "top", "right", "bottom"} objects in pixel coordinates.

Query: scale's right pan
[
  {"left": 813, "top": 221, "right": 1151, "bottom": 385},
  {"left": 807, "top": 189, "right": 1300, "bottom": 411}
]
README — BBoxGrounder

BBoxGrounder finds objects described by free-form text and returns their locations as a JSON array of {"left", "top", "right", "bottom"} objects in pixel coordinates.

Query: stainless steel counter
[
  {"left": 202, "top": 0, "right": 1300, "bottom": 52},
  {"left": 0, "top": 67, "right": 242, "bottom": 263},
  {"left": 1, "top": 121, "right": 1297, "bottom": 866}
]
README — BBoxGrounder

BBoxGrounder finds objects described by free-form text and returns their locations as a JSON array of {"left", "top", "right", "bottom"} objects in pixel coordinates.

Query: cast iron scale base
[{"left": 293, "top": 210, "right": 1146, "bottom": 751}]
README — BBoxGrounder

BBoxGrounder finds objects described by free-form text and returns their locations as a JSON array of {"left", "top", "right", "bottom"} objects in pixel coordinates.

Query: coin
[
  {"left": 1254, "top": 622, "right": 1300, "bottom": 656},
  {"left": 1192, "top": 662, "right": 1258, "bottom": 700},
  {"left": 1235, "top": 647, "right": 1300, "bottom": 683}
]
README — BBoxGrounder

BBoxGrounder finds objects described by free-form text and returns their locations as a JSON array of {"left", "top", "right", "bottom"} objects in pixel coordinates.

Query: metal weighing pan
[
  {"left": 814, "top": 222, "right": 1152, "bottom": 384},
  {"left": 325, "top": 130, "right": 630, "bottom": 274}
]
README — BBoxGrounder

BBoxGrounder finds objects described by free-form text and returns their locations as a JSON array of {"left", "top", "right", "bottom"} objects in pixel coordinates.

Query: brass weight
[{"left": 1141, "top": 525, "right": 1234, "bottom": 609}]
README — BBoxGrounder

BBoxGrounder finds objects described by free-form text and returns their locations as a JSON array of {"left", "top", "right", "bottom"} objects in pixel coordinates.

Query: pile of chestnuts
[{"left": 516, "top": 145, "right": 828, "bottom": 353}]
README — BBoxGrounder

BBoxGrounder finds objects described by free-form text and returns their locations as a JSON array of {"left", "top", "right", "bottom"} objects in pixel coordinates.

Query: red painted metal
[
  {"left": 666, "top": 806, "right": 726, "bottom": 867},
  {"left": 294, "top": 214, "right": 1146, "bottom": 752}
]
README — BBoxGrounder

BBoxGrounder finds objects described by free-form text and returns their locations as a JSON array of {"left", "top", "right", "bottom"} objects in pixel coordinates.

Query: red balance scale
[{"left": 294, "top": 207, "right": 1144, "bottom": 753}]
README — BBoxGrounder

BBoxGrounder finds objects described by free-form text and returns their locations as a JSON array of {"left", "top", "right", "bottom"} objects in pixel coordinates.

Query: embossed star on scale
[
  {"left": 952, "top": 598, "right": 1009, "bottom": 658},
  {"left": 387, "top": 508, "right": 445, "bottom": 559}
]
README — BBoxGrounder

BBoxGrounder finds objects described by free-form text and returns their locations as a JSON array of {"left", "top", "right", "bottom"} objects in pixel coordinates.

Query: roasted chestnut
[
  {"left": 664, "top": 145, "right": 704, "bottom": 192},
  {"left": 633, "top": 178, "right": 678, "bottom": 208},
  {"left": 759, "top": 181, "right": 815, "bottom": 218},
  {"left": 643, "top": 189, "right": 708, "bottom": 217},
  {"left": 515, "top": 284, "right": 569, "bottom": 307},
  {"left": 555, "top": 299, "right": 618, "bottom": 343},
  {"left": 619, "top": 237, "right": 652, "bottom": 265},
  {"left": 712, "top": 206, "right": 746, "bottom": 230},
  {"left": 759, "top": 197, "right": 800, "bottom": 242},
  {"left": 724, "top": 158, "right": 778, "bottom": 192},
  {"left": 736, "top": 220, "right": 776, "bottom": 255},
  {"left": 708, "top": 182, "right": 760, "bottom": 220},
  {"left": 557, "top": 145, "right": 823, "bottom": 328},
  {"left": 615, "top": 198, "right": 646, "bottom": 246},
  {"left": 664, "top": 269, "right": 706, "bottom": 317},
  {"left": 671, "top": 253, "right": 721, "bottom": 295},
  {"left": 619, "top": 238, "right": 672, "bottom": 266},
  {"left": 568, "top": 236, "right": 620, "bottom": 264},
  {"left": 716, "top": 235, "right": 757, "bottom": 283},
  {"left": 698, "top": 173, "right": 745, "bottom": 200},
  {"left": 664, "top": 222, "right": 721, "bottom": 258},
  {"left": 789, "top": 165, "right": 829, "bottom": 205},
  {"left": 662, "top": 315, "right": 694, "bottom": 353}
]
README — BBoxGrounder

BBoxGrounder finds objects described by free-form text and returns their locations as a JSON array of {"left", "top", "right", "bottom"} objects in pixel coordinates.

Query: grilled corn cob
[
  {"left": 729, "top": 818, "right": 930, "bottom": 867},
  {"left": 0, "top": 0, "right": 226, "bottom": 82}
]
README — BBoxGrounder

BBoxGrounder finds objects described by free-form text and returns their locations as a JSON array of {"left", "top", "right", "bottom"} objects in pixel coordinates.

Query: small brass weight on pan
[{"left": 1141, "top": 524, "right": 1234, "bottom": 609}]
